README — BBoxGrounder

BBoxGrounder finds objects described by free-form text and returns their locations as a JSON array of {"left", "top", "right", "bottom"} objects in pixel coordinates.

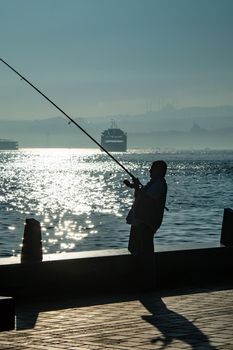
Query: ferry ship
[
  {"left": 0, "top": 139, "right": 18, "bottom": 150},
  {"left": 101, "top": 121, "right": 127, "bottom": 152}
]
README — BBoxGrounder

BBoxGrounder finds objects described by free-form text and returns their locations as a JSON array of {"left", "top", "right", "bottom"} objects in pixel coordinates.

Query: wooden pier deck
[{"left": 0, "top": 283, "right": 232, "bottom": 349}]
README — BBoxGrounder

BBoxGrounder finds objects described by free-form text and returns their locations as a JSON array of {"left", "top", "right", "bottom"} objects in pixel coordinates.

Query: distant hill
[
  {"left": 100, "top": 104, "right": 233, "bottom": 132},
  {"left": 0, "top": 105, "right": 233, "bottom": 149}
]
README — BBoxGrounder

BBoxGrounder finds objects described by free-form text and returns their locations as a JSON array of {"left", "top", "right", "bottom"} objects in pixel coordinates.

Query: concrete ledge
[
  {"left": 155, "top": 246, "right": 233, "bottom": 288},
  {"left": 0, "top": 245, "right": 232, "bottom": 297}
]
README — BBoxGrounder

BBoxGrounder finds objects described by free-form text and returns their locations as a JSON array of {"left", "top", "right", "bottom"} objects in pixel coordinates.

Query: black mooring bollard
[
  {"left": 21, "top": 218, "right": 43, "bottom": 263},
  {"left": 220, "top": 208, "right": 233, "bottom": 247},
  {"left": 0, "top": 296, "right": 15, "bottom": 331}
]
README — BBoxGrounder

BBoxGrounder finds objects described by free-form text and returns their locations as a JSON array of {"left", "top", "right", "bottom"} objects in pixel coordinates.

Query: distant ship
[
  {"left": 0, "top": 139, "right": 18, "bottom": 150},
  {"left": 101, "top": 121, "right": 127, "bottom": 152}
]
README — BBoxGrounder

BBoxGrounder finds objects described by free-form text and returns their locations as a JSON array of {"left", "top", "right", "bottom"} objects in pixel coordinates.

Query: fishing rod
[{"left": 0, "top": 57, "right": 136, "bottom": 181}]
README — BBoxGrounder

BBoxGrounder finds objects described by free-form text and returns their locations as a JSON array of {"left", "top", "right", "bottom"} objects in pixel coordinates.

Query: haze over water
[{"left": 0, "top": 148, "right": 232, "bottom": 257}]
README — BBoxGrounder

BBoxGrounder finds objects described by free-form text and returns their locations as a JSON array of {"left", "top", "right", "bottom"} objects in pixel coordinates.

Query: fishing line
[{"left": 0, "top": 57, "right": 135, "bottom": 180}]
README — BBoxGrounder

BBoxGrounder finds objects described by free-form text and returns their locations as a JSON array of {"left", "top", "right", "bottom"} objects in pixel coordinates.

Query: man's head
[{"left": 150, "top": 160, "right": 167, "bottom": 179}]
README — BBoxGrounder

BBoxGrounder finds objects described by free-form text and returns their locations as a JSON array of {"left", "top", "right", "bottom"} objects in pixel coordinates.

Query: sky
[{"left": 1, "top": 0, "right": 233, "bottom": 120}]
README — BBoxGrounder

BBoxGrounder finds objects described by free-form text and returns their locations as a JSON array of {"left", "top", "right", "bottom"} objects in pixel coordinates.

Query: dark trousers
[{"left": 128, "top": 224, "right": 156, "bottom": 289}]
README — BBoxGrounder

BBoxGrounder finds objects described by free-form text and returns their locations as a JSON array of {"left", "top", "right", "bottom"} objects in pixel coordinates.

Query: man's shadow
[{"left": 139, "top": 294, "right": 217, "bottom": 350}]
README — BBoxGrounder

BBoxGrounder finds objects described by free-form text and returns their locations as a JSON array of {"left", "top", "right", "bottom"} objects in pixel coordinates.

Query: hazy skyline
[{"left": 1, "top": 0, "right": 233, "bottom": 120}]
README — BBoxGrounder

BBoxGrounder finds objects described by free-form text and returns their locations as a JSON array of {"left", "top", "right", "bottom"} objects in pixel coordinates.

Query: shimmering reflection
[
  {"left": 0, "top": 149, "right": 134, "bottom": 256},
  {"left": 0, "top": 149, "right": 232, "bottom": 256}
]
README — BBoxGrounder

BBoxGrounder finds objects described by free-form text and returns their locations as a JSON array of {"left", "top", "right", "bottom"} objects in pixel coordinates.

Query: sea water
[{"left": 0, "top": 148, "right": 232, "bottom": 257}]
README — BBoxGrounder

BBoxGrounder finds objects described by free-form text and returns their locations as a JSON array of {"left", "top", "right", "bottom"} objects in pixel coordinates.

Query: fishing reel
[{"left": 123, "top": 177, "right": 142, "bottom": 189}]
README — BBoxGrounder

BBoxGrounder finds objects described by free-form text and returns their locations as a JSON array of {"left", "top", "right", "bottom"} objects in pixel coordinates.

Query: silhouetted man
[{"left": 126, "top": 160, "right": 167, "bottom": 289}]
